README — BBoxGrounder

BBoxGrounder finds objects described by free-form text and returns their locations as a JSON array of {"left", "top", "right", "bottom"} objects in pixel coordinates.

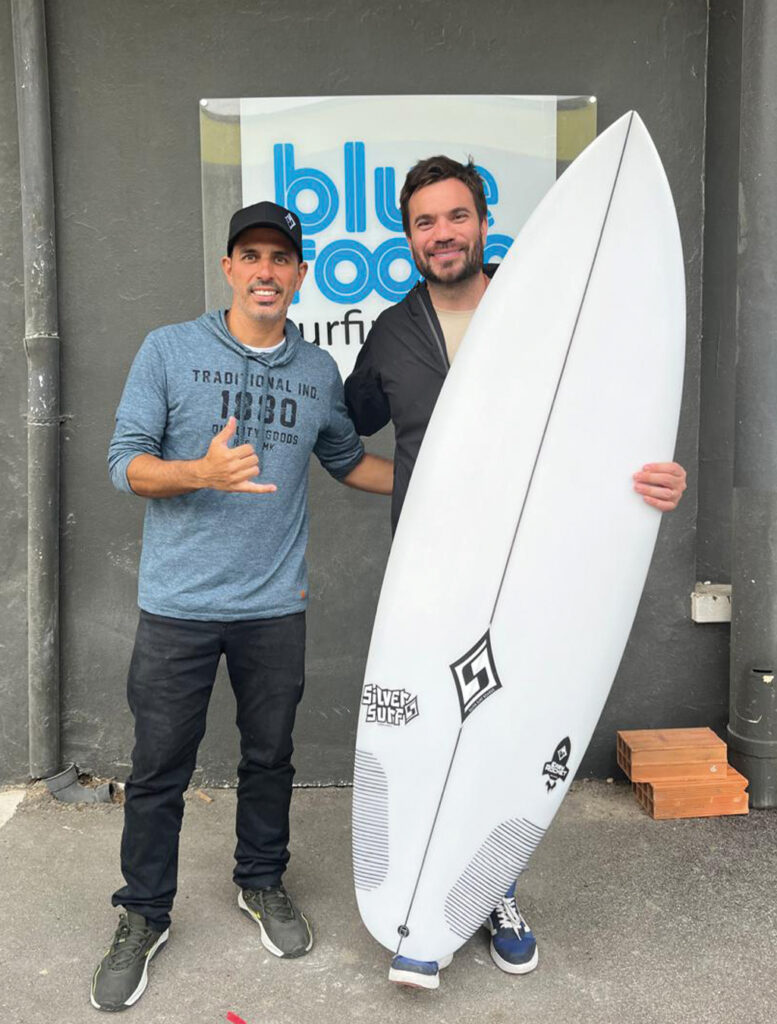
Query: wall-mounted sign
[{"left": 200, "top": 95, "right": 596, "bottom": 377}]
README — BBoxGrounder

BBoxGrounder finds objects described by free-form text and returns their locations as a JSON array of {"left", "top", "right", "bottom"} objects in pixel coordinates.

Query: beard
[{"left": 411, "top": 235, "right": 484, "bottom": 286}]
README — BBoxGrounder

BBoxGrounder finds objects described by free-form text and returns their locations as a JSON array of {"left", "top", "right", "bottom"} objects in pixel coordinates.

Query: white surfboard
[{"left": 352, "top": 111, "right": 685, "bottom": 961}]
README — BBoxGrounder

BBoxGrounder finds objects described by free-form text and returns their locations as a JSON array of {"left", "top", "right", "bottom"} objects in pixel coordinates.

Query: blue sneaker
[
  {"left": 485, "top": 895, "right": 538, "bottom": 974},
  {"left": 388, "top": 953, "right": 453, "bottom": 990}
]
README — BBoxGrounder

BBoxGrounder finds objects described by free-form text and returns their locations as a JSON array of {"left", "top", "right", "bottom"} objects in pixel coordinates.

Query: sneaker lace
[
  {"left": 107, "top": 914, "right": 154, "bottom": 969},
  {"left": 495, "top": 897, "right": 525, "bottom": 935},
  {"left": 247, "top": 886, "right": 295, "bottom": 922}
]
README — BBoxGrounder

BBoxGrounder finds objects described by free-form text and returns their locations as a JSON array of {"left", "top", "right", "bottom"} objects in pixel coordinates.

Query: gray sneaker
[
  {"left": 90, "top": 911, "right": 168, "bottom": 1012},
  {"left": 238, "top": 885, "right": 313, "bottom": 958}
]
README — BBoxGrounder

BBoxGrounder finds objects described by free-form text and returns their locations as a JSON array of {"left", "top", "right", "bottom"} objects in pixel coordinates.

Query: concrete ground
[{"left": 0, "top": 781, "right": 774, "bottom": 1024}]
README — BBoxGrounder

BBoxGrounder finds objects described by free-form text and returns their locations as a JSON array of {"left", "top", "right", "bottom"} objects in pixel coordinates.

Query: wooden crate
[
  {"left": 633, "top": 765, "right": 749, "bottom": 820},
  {"left": 616, "top": 727, "right": 728, "bottom": 782}
]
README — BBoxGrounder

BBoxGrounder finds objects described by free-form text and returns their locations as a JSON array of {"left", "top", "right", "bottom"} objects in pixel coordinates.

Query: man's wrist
[{"left": 188, "top": 457, "right": 209, "bottom": 490}]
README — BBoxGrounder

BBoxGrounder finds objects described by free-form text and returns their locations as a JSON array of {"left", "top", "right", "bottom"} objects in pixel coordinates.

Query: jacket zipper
[{"left": 415, "top": 291, "right": 450, "bottom": 373}]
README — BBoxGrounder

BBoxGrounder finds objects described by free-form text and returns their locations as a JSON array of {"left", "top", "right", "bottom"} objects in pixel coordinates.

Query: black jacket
[{"left": 344, "top": 266, "right": 497, "bottom": 532}]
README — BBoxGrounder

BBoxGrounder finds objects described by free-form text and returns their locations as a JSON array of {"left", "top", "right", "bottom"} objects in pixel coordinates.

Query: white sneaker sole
[
  {"left": 489, "top": 940, "right": 539, "bottom": 975},
  {"left": 388, "top": 954, "right": 453, "bottom": 990},
  {"left": 237, "top": 891, "right": 313, "bottom": 958},
  {"left": 388, "top": 966, "right": 440, "bottom": 990},
  {"left": 90, "top": 928, "right": 169, "bottom": 1010}
]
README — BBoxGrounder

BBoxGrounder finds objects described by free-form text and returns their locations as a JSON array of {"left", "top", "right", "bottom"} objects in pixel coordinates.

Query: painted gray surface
[
  {"left": 697, "top": 0, "right": 742, "bottom": 584},
  {"left": 727, "top": 0, "right": 777, "bottom": 806},
  {"left": 13, "top": 0, "right": 63, "bottom": 781},
  {"left": 0, "top": 0, "right": 727, "bottom": 784},
  {"left": 0, "top": 0, "right": 31, "bottom": 781}
]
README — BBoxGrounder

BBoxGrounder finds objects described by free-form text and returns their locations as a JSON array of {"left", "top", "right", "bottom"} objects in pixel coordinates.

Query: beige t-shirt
[{"left": 433, "top": 306, "right": 477, "bottom": 364}]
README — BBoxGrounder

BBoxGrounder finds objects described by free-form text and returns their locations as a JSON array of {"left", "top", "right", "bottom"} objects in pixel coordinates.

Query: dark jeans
[{"left": 112, "top": 609, "right": 306, "bottom": 931}]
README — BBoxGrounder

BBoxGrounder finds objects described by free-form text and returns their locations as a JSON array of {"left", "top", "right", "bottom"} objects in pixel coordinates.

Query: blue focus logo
[{"left": 272, "top": 142, "right": 514, "bottom": 306}]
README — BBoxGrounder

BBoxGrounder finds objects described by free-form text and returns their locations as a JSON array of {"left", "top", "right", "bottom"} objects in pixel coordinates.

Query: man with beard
[{"left": 344, "top": 156, "right": 687, "bottom": 989}]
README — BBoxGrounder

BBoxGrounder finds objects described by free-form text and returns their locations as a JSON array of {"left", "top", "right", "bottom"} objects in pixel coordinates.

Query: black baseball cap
[{"left": 227, "top": 201, "right": 304, "bottom": 260}]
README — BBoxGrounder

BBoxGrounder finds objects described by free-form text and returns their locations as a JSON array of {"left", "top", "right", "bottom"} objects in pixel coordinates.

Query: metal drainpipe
[
  {"left": 12, "top": 0, "right": 60, "bottom": 780},
  {"left": 727, "top": 0, "right": 777, "bottom": 807}
]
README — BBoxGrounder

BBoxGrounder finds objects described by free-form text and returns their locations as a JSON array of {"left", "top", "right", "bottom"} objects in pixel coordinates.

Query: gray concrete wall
[
  {"left": 697, "top": 0, "right": 742, "bottom": 584},
  {"left": 0, "top": 0, "right": 725, "bottom": 784}
]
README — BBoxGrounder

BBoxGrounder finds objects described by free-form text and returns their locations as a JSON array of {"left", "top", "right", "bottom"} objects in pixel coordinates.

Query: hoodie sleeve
[
  {"left": 343, "top": 322, "right": 391, "bottom": 436},
  {"left": 107, "top": 333, "right": 168, "bottom": 494},
  {"left": 314, "top": 363, "right": 365, "bottom": 480}
]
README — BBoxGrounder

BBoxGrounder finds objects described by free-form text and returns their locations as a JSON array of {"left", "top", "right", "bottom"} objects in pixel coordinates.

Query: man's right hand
[{"left": 197, "top": 417, "right": 277, "bottom": 494}]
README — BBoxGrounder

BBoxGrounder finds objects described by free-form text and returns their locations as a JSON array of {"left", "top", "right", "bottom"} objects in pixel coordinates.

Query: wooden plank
[
  {"left": 617, "top": 728, "right": 727, "bottom": 781},
  {"left": 618, "top": 728, "right": 724, "bottom": 750},
  {"left": 633, "top": 766, "right": 749, "bottom": 820}
]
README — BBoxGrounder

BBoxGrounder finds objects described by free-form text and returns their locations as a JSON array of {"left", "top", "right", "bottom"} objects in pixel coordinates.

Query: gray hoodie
[{"left": 108, "top": 311, "right": 364, "bottom": 620}]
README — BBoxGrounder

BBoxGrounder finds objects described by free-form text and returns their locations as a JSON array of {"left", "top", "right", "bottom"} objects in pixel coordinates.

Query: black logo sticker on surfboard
[
  {"left": 543, "top": 737, "right": 571, "bottom": 791},
  {"left": 450, "top": 630, "right": 502, "bottom": 723},
  {"left": 362, "top": 684, "right": 419, "bottom": 726}
]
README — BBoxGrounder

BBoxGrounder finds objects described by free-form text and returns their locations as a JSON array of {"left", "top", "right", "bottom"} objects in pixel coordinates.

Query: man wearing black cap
[{"left": 92, "top": 201, "right": 393, "bottom": 1012}]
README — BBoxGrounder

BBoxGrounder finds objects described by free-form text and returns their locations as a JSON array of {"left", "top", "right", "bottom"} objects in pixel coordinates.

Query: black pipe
[
  {"left": 12, "top": 0, "right": 60, "bottom": 780},
  {"left": 728, "top": 0, "right": 777, "bottom": 807}
]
